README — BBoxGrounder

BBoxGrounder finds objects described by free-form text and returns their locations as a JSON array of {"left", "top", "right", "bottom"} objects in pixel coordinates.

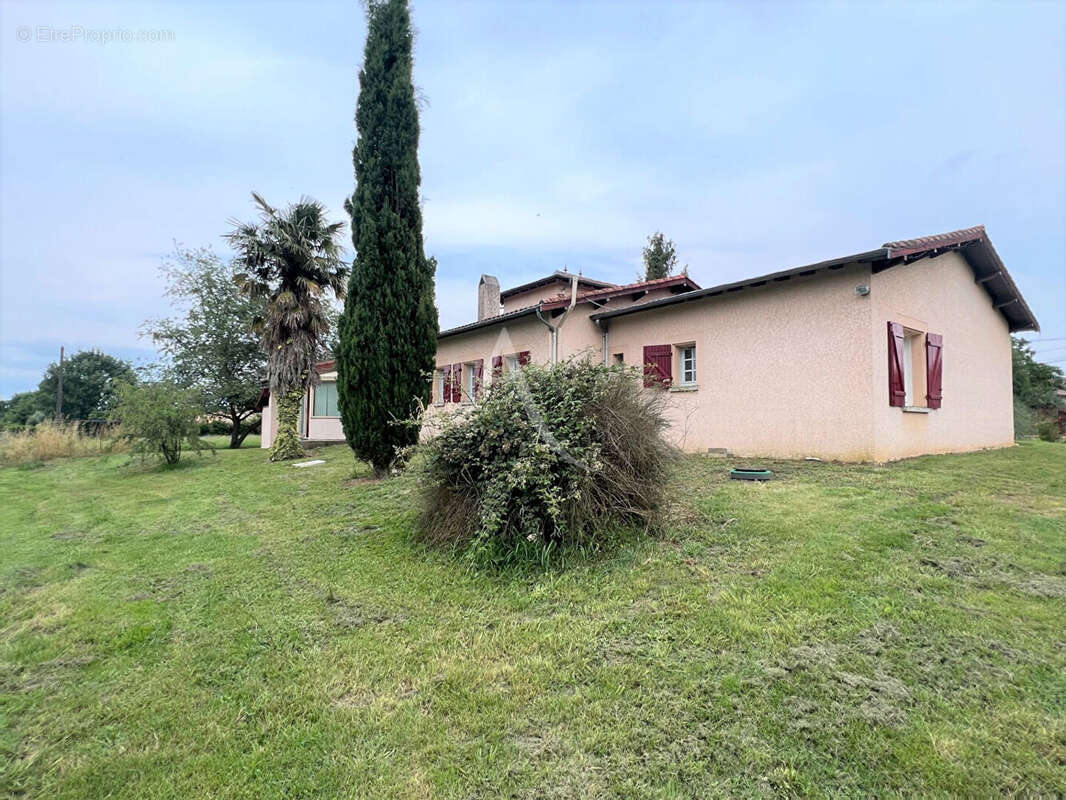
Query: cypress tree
[{"left": 337, "top": 0, "right": 438, "bottom": 477}]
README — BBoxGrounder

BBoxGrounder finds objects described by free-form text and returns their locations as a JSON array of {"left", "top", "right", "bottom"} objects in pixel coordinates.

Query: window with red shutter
[
  {"left": 518, "top": 351, "right": 531, "bottom": 366},
  {"left": 451, "top": 363, "right": 462, "bottom": 403},
  {"left": 926, "top": 333, "right": 943, "bottom": 409},
  {"left": 491, "top": 355, "right": 503, "bottom": 378},
  {"left": 443, "top": 364, "right": 453, "bottom": 404},
  {"left": 642, "top": 345, "right": 672, "bottom": 388},
  {"left": 887, "top": 322, "right": 906, "bottom": 407}
]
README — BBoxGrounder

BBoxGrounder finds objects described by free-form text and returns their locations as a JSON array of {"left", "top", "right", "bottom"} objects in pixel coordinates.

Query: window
[
  {"left": 679, "top": 345, "right": 696, "bottom": 386},
  {"left": 434, "top": 370, "right": 445, "bottom": 405},
  {"left": 312, "top": 381, "right": 340, "bottom": 417},
  {"left": 613, "top": 353, "right": 624, "bottom": 365},
  {"left": 903, "top": 334, "right": 915, "bottom": 406},
  {"left": 505, "top": 355, "right": 519, "bottom": 373},
  {"left": 888, "top": 322, "right": 941, "bottom": 410},
  {"left": 463, "top": 362, "right": 477, "bottom": 403}
]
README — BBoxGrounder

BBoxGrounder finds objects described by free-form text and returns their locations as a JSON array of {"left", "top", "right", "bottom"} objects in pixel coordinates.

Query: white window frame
[
  {"left": 463, "top": 362, "right": 477, "bottom": 403},
  {"left": 434, "top": 369, "right": 445, "bottom": 406},
  {"left": 505, "top": 354, "right": 519, "bottom": 374},
  {"left": 902, "top": 335, "right": 914, "bottom": 407},
  {"left": 679, "top": 345, "right": 697, "bottom": 387},
  {"left": 312, "top": 381, "right": 340, "bottom": 418}
]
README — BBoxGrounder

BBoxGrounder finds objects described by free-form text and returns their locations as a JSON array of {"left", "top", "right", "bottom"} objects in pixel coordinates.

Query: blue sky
[{"left": 2, "top": 0, "right": 1064, "bottom": 397}]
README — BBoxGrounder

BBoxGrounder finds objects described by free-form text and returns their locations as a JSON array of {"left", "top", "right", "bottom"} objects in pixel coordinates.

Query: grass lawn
[
  {"left": 200, "top": 434, "right": 261, "bottom": 450},
  {"left": 1, "top": 442, "right": 1064, "bottom": 797}
]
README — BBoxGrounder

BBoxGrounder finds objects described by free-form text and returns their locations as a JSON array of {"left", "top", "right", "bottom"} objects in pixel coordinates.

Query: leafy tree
[
  {"left": 1012, "top": 337, "right": 1064, "bottom": 409},
  {"left": 338, "top": 0, "right": 438, "bottom": 477},
  {"left": 143, "top": 246, "right": 267, "bottom": 449},
  {"left": 37, "top": 350, "right": 136, "bottom": 422},
  {"left": 227, "top": 193, "right": 347, "bottom": 461},
  {"left": 112, "top": 380, "right": 211, "bottom": 465},
  {"left": 642, "top": 232, "right": 679, "bottom": 281},
  {"left": 0, "top": 391, "right": 43, "bottom": 428}
]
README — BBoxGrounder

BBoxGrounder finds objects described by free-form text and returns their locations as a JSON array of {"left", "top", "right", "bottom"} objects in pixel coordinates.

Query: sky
[{"left": 1, "top": 0, "right": 1064, "bottom": 398}]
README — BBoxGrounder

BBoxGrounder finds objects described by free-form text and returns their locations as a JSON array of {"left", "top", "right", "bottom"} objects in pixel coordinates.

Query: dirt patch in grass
[
  {"left": 327, "top": 597, "right": 407, "bottom": 629},
  {"left": 918, "top": 552, "right": 1066, "bottom": 597},
  {"left": 343, "top": 477, "right": 379, "bottom": 487},
  {"left": 127, "top": 564, "right": 214, "bottom": 602},
  {"left": 332, "top": 678, "right": 418, "bottom": 712},
  {"left": 50, "top": 530, "right": 90, "bottom": 541},
  {"left": 764, "top": 617, "right": 1040, "bottom": 729},
  {"left": 0, "top": 654, "right": 94, "bottom": 693}
]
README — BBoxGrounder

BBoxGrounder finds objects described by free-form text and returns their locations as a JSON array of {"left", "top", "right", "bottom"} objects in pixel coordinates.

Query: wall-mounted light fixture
[{"left": 855, "top": 285, "right": 871, "bottom": 297}]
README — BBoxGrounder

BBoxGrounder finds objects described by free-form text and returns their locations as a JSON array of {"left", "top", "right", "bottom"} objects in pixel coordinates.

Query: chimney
[{"left": 477, "top": 274, "right": 501, "bottom": 320}]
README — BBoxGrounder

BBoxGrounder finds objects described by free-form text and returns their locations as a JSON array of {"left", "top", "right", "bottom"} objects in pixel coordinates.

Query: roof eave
[{"left": 438, "top": 306, "right": 540, "bottom": 340}]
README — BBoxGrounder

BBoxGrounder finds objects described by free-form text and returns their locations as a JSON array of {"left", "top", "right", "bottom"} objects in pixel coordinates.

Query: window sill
[
  {"left": 434, "top": 402, "right": 445, "bottom": 408},
  {"left": 901, "top": 406, "right": 931, "bottom": 414},
  {"left": 669, "top": 384, "right": 699, "bottom": 393}
]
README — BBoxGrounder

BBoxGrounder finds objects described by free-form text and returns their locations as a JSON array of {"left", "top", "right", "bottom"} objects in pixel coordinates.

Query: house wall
[
  {"left": 869, "top": 250, "right": 1014, "bottom": 460},
  {"left": 601, "top": 264, "right": 877, "bottom": 459},
  {"left": 501, "top": 281, "right": 571, "bottom": 313},
  {"left": 261, "top": 394, "right": 275, "bottom": 448},
  {"left": 556, "top": 286, "right": 682, "bottom": 361},
  {"left": 432, "top": 316, "right": 552, "bottom": 402}
]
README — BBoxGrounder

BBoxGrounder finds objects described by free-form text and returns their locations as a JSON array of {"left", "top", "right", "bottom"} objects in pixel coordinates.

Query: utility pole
[{"left": 55, "top": 346, "right": 64, "bottom": 421}]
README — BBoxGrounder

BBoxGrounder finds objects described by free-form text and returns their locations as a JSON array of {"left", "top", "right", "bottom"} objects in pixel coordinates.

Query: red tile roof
[{"left": 883, "top": 225, "right": 987, "bottom": 257}]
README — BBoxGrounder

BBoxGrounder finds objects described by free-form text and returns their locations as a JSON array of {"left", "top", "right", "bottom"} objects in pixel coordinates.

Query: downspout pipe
[{"left": 535, "top": 275, "right": 579, "bottom": 363}]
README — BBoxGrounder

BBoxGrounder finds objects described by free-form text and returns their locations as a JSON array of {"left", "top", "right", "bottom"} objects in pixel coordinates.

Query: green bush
[
  {"left": 1037, "top": 420, "right": 1061, "bottom": 443},
  {"left": 111, "top": 381, "right": 213, "bottom": 465},
  {"left": 418, "top": 360, "right": 674, "bottom": 565}
]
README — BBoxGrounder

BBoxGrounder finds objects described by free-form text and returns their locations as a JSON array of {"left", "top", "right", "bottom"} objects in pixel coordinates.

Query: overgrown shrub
[
  {"left": 1037, "top": 420, "right": 1061, "bottom": 443},
  {"left": 111, "top": 381, "right": 213, "bottom": 465},
  {"left": 418, "top": 360, "right": 674, "bottom": 565},
  {"left": 0, "top": 421, "right": 124, "bottom": 467}
]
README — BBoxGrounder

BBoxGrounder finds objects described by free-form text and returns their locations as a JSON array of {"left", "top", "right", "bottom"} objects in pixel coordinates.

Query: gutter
[{"left": 535, "top": 274, "right": 579, "bottom": 363}]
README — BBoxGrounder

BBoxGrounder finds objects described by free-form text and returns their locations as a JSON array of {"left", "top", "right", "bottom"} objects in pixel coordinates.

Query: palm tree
[{"left": 227, "top": 193, "right": 347, "bottom": 461}]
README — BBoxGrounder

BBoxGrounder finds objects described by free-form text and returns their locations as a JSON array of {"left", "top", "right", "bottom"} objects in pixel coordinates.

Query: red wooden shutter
[
  {"left": 887, "top": 322, "right": 906, "bottom": 407},
  {"left": 491, "top": 355, "right": 503, "bottom": 378},
  {"left": 926, "top": 333, "right": 943, "bottom": 409},
  {"left": 518, "top": 351, "right": 531, "bottom": 366},
  {"left": 452, "top": 363, "right": 462, "bottom": 403},
  {"left": 642, "top": 345, "right": 672, "bottom": 388},
  {"left": 474, "top": 359, "right": 484, "bottom": 400}
]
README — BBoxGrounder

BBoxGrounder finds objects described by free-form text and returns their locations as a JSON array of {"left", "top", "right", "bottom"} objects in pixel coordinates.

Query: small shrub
[
  {"left": 1037, "top": 420, "right": 1061, "bottom": 442},
  {"left": 418, "top": 360, "right": 674, "bottom": 565},
  {"left": 0, "top": 421, "right": 123, "bottom": 467},
  {"left": 111, "top": 381, "right": 213, "bottom": 465}
]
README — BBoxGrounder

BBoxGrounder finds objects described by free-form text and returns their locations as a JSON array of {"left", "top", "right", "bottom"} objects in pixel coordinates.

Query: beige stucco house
[{"left": 262, "top": 225, "right": 1038, "bottom": 462}]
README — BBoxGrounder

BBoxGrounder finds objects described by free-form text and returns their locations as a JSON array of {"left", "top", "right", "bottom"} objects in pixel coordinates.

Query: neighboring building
[
  {"left": 259, "top": 359, "right": 343, "bottom": 449},
  {"left": 263, "top": 225, "right": 1038, "bottom": 462}
]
